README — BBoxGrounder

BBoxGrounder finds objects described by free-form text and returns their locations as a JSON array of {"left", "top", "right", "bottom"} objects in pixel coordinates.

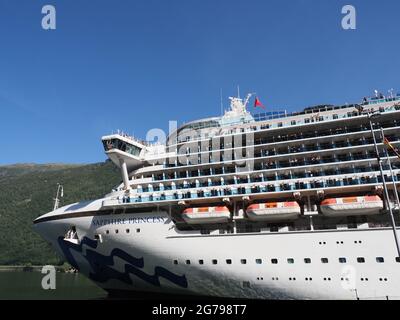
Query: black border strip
[{"left": 33, "top": 210, "right": 113, "bottom": 224}]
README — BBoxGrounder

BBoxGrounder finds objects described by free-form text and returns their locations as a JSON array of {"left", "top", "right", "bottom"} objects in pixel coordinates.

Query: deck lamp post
[{"left": 366, "top": 111, "right": 400, "bottom": 257}]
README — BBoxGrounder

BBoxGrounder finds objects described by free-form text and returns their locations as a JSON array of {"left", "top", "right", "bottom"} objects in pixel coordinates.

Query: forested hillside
[{"left": 0, "top": 161, "right": 120, "bottom": 265}]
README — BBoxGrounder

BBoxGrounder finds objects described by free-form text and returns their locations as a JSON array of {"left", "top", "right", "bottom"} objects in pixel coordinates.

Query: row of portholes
[
  {"left": 319, "top": 240, "right": 362, "bottom": 245},
  {"left": 258, "top": 277, "right": 388, "bottom": 282},
  {"left": 173, "top": 256, "right": 392, "bottom": 265},
  {"left": 104, "top": 228, "right": 141, "bottom": 235}
]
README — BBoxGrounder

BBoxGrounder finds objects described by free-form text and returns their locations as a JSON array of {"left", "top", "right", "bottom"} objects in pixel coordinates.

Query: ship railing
[
  {"left": 104, "top": 176, "right": 400, "bottom": 207},
  {"left": 109, "top": 130, "right": 162, "bottom": 147}
]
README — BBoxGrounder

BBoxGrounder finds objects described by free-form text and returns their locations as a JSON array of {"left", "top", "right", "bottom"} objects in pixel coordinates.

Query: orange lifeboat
[
  {"left": 246, "top": 201, "right": 301, "bottom": 222},
  {"left": 182, "top": 206, "right": 231, "bottom": 224},
  {"left": 320, "top": 195, "right": 383, "bottom": 217}
]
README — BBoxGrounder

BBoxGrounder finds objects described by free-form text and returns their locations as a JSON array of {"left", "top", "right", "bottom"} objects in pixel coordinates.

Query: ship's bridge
[{"left": 102, "top": 133, "right": 147, "bottom": 170}]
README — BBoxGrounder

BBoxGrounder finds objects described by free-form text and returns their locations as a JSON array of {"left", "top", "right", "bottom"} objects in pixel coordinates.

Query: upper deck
[{"left": 101, "top": 92, "right": 400, "bottom": 204}]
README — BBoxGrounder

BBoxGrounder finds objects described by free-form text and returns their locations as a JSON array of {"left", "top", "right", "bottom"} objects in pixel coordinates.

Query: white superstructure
[{"left": 34, "top": 91, "right": 400, "bottom": 299}]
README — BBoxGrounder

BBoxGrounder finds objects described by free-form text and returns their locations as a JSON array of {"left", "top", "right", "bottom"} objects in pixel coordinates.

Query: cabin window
[
  {"left": 271, "top": 259, "right": 278, "bottom": 264},
  {"left": 321, "top": 258, "right": 329, "bottom": 263},
  {"left": 212, "top": 259, "right": 218, "bottom": 265},
  {"left": 255, "top": 259, "right": 262, "bottom": 264},
  {"left": 173, "top": 260, "right": 178, "bottom": 265},
  {"left": 396, "top": 257, "right": 400, "bottom": 263},
  {"left": 287, "top": 258, "right": 294, "bottom": 264},
  {"left": 357, "top": 257, "right": 365, "bottom": 263},
  {"left": 199, "top": 260, "right": 204, "bottom": 265},
  {"left": 226, "top": 259, "right": 232, "bottom": 264},
  {"left": 126, "top": 229, "right": 130, "bottom": 233},
  {"left": 105, "top": 230, "right": 109, "bottom": 234},
  {"left": 241, "top": 259, "right": 247, "bottom": 264},
  {"left": 304, "top": 258, "right": 311, "bottom": 264},
  {"left": 136, "top": 228, "right": 141, "bottom": 233},
  {"left": 186, "top": 260, "right": 191, "bottom": 265},
  {"left": 115, "top": 229, "right": 119, "bottom": 234},
  {"left": 339, "top": 257, "right": 347, "bottom": 263},
  {"left": 376, "top": 257, "right": 384, "bottom": 263}
]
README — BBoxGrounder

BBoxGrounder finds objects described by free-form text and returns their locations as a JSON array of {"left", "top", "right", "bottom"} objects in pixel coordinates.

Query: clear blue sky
[{"left": 0, "top": 0, "right": 399, "bottom": 164}]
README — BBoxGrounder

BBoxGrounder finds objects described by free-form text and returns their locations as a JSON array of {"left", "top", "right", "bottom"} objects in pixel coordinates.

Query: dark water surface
[{"left": 0, "top": 271, "right": 107, "bottom": 300}]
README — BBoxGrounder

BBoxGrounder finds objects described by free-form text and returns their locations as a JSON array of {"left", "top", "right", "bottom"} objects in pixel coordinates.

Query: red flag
[{"left": 254, "top": 97, "right": 265, "bottom": 109}]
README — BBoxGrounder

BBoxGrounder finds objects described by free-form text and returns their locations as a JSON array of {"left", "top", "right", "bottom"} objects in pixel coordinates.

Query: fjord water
[{"left": 0, "top": 271, "right": 107, "bottom": 300}]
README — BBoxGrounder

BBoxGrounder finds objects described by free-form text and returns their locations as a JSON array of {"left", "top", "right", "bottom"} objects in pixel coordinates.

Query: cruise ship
[{"left": 34, "top": 91, "right": 400, "bottom": 300}]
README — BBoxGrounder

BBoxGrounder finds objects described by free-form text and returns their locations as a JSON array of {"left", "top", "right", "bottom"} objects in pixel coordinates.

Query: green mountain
[{"left": 0, "top": 161, "right": 121, "bottom": 265}]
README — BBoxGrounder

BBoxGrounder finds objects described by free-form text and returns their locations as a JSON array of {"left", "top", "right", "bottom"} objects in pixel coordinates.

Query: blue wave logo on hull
[{"left": 57, "top": 236, "right": 188, "bottom": 288}]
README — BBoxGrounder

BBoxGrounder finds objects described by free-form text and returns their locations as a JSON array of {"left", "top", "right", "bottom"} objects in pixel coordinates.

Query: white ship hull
[{"left": 34, "top": 202, "right": 400, "bottom": 300}]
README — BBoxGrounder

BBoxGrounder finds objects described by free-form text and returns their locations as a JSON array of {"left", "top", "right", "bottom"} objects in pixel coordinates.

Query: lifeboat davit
[
  {"left": 320, "top": 195, "right": 383, "bottom": 217},
  {"left": 182, "top": 206, "right": 231, "bottom": 224},
  {"left": 246, "top": 201, "right": 301, "bottom": 221}
]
